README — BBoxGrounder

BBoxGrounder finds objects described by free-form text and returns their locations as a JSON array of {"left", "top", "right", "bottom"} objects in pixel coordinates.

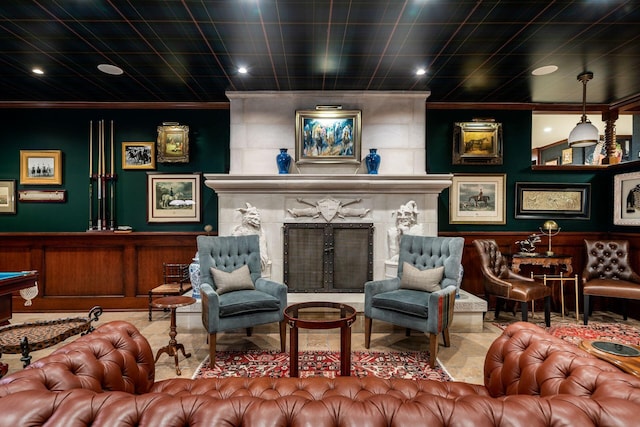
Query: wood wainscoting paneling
[{"left": 0, "top": 232, "right": 203, "bottom": 312}]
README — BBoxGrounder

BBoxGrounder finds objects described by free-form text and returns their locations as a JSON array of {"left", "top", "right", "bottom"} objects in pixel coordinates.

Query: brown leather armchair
[
  {"left": 474, "top": 239, "right": 551, "bottom": 326},
  {"left": 583, "top": 239, "right": 640, "bottom": 325}
]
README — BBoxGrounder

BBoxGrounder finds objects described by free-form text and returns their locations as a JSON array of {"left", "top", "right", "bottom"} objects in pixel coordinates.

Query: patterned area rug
[
  {"left": 494, "top": 321, "right": 640, "bottom": 347},
  {"left": 192, "top": 350, "right": 452, "bottom": 381}
]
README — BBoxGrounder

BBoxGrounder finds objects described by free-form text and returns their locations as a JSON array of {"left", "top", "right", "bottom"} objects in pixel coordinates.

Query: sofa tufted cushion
[
  {"left": 400, "top": 263, "right": 443, "bottom": 292},
  {"left": 211, "top": 264, "right": 255, "bottom": 295}
]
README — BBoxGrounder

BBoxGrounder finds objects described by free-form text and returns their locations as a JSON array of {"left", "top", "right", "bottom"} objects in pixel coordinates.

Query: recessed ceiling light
[
  {"left": 531, "top": 65, "right": 558, "bottom": 76},
  {"left": 32, "top": 68, "right": 44, "bottom": 75},
  {"left": 544, "top": 127, "right": 552, "bottom": 133},
  {"left": 97, "top": 63, "right": 124, "bottom": 75},
  {"left": 416, "top": 68, "right": 426, "bottom": 76},
  {"left": 238, "top": 66, "right": 248, "bottom": 74}
]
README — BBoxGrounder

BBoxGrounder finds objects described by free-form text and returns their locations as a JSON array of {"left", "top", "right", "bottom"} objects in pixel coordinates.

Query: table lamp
[{"left": 539, "top": 220, "right": 560, "bottom": 256}]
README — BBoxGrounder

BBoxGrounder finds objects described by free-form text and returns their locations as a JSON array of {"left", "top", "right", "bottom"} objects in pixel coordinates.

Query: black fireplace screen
[{"left": 283, "top": 223, "right": 373, "bottom": 292}]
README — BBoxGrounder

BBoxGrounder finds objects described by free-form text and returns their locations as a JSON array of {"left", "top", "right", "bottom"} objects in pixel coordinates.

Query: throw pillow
[
  {"left": 400, "top": 263, "right": 444, "bottom": 292},
  {"left": 210, "top": 264, "right": 255, "bottom": 295}
]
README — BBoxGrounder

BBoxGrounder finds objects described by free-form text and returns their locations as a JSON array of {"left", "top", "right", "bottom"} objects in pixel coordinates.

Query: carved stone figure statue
[
  {"left": 231, "top": 203, "right": 270, "bottom": 271},
  {"left": 387, "top": 200, "right": 423, "bottom": 262},
  {"left": 287, "top": 197, "right": 370, "bottom": 222}
]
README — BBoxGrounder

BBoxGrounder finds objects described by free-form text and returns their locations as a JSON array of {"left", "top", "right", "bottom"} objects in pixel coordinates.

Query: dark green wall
[
  {"left": 2, "top": 105, "right": 635, "bottom": 234},
  {"left": 0, "top": 108, "right": 229, "bottom": 232},
  {"left": 427, "top": 109, "right": 609, "bottom": 233}
]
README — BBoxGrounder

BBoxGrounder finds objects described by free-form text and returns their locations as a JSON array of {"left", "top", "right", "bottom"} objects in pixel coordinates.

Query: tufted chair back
[
  {"left": 197, "top": 235, "right": 262, "bottom": 290},
  {"left": 473, "top": 239, "right": 510, "bottom": 280},
  {"left": 583, "top": 239, "right": 639, "bottom": 281},
  {"left": 397, "top": 235, "right": 464, "bottom": 289},
  {"left": 582, "top": 239, "right": 640, "bottom": 324}
]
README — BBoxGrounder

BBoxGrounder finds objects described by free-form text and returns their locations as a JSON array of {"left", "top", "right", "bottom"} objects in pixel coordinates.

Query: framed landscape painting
[
  {"left": 449, "top": 174, "right": 506, "bottom": 224},
  {"left": 295, "top": 109, "right": 361, "bottom": 164},
  {"left": 147, "top": 173, "right": 201, "bottom": 223},
  {"left": 0, "top": 180, "right": 16, "bottom": 214}
]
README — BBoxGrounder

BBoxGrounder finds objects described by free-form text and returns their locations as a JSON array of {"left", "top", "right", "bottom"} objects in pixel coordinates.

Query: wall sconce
[
  {"left": 540, "top": 220, "right": 560, "bottom": 256},
  {"left": 567, "top": 72, "right": 598, "bottom": 148}
]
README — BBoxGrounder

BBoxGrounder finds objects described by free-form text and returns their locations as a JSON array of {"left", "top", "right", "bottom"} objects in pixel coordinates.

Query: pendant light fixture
[{"left": 567, "top": 72, "right": 599, "bottom": 147}]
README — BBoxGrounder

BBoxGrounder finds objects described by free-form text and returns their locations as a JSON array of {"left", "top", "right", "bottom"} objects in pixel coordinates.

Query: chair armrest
[
  {"left": 255, "top": 278, "right": 288, "bottom": 311},
  {"left": 200, "top": 283, "right": 221, "bottom": 332},
  {"left": 427, "top": 285, "right": 457, "bottom": 334},
  {"left": 364, "top": 278, "right": 401, "bottom": 317}
]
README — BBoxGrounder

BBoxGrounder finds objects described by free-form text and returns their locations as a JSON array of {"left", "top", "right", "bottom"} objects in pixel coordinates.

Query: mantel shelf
[{"left": 203, "top": 174, "right": 453, "bottom": 194}]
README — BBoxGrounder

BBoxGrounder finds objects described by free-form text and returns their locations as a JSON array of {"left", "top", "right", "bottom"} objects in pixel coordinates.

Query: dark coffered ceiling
[{"left": 1, "top": 1, "right": 639, "bottom": 109}]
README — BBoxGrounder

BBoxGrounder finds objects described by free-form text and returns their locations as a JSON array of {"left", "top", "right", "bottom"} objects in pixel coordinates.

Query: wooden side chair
[{"left": 148, "top": 263, "right": 192, "bottom": 321}]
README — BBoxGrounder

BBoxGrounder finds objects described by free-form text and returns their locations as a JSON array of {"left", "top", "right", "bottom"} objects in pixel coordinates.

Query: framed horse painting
[
  {"left": 452, "top": 120, "right": 503, "bottom": 165},
  {"left": 449, "top": 174, "right": 506, "bottom": 224},
  {"left": 147, "top": 173, "right": 201, "bottom": 223}
]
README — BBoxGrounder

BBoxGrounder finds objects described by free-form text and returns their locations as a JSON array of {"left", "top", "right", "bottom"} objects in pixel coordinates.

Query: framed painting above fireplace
[{"left": 295, "top": 109, "right": 362, "bottom": 165}]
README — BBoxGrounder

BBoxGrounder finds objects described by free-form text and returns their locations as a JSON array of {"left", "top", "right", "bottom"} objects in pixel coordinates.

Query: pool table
[{"left": 0, "top": 271, "right": 38, "bottom": 324}]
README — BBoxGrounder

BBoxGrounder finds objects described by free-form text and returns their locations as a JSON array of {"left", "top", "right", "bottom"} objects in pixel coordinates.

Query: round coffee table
[
  {"left": 151, "top": 295, "right": 196, "bottom": 375},
  {"left": 283, "top": 301, "right": 356, "bottom": 377},
  {"left": 579, "top": 340, "right": 640, "bottom": 378}
]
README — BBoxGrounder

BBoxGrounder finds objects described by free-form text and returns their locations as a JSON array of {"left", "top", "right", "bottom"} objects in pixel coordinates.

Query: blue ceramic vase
[
  {"left": 276, "top": 148, "right": 291, "bottom": 174},
  {"left": 365, "top": 148, "right": 381, "bottom": 174},
  {"left": 189, "top": 252, "right": 201, "bottom": 299}
]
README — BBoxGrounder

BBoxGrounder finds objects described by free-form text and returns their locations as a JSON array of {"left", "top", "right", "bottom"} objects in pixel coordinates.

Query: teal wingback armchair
[
  {"left": 197, "top": 235, "right": 287, "bottom": 364},
  {"left": 364, "top": 235, "right": 465, "bottom": 367}
]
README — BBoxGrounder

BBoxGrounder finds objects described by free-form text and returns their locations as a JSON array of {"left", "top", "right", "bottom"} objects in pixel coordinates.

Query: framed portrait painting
[
  {"left": 20, "top": 150, "right": 63, "bottom": 185},
  {"left": 147, "top": 173, "right": 201, "bottom": 223},
  {"left": 614, "top": 171, "right": 640, "bottom": 226},
  {"left": 449, "top": 174, "right": 506, "bottom": 224},
  {"left": 295, "top": 109, "right": 361, "bottom": 164}
]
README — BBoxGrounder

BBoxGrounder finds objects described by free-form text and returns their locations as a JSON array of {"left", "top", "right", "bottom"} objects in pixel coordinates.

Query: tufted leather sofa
[
  {"left": 583, "top": 239, "right": 640, "bottom": 324},
  {"left": 1, "top": 320, "right": 640, "bottom": 426}
]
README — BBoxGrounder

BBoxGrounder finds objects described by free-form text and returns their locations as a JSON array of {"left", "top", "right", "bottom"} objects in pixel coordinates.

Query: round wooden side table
[{"left": 151, "top": 295, "right": 196, "bottom": 375}]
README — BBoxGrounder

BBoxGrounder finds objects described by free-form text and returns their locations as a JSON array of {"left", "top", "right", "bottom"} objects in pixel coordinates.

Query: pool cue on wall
[
  {"left": 109, "top": 120, "right": 115, "bottom": 230},
  {"left": 101, "top": 119, "right": 107, "bottom": 230},
  {"left": 88, "top": 121, "right": 94, "bottom": 230}
]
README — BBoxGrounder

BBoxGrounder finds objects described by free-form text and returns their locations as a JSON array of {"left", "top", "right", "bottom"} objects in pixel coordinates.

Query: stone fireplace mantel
[{"left": 204, "top": 173, "right": 453, "bottom": 194}]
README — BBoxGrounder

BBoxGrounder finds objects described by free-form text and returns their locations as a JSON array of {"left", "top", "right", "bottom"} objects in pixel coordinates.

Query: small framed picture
[
  {"left": 20, "top": 150, "right": 62, "bottom": 185},
  {"left": 449, "top": 174, "right": 506, "bottom": 224},
  {"left": 122, "top": 142, "right": 156, "bottom": 170},
  {"left": 614, "top": 171, "right": 640, "bottom": 226},
  {"left": 157, "top": 123, "right": 189, "bottom": 163},
  {"left": 561, "top": 148, "right": 573, "bottom": 165},
  {"left": 147, "top": 173, "right": 201, "bottom": 223},
  {"left": 452, "top": 121, "right": 503, "bottom": 165},
  {"left": 0, "top": 180, "right": 16, "bottom": 214}
]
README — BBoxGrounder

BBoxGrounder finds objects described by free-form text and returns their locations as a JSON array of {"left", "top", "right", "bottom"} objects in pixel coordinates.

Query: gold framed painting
[
  {"left": 157, "top": 123, "right": 189, "bottom": 163},
  {"left": 449, "top": 174, "right": 506, "bottom": 224},
  {"left": 20, "top": 150, "right": 62, "bottom": 185},
  {"left": 295, "top": 109, "right": 361, "bottom": 164},
  {"left": 452, "top": 121, "right": 503, "bottom": 165},
  {"left": 122, "top": 142, "right": 156, "bottom": 170}
]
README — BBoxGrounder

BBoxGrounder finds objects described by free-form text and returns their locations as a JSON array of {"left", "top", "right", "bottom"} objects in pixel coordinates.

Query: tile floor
[{"left": 1, "top": 308, "right": 633, "bottom": 385}]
